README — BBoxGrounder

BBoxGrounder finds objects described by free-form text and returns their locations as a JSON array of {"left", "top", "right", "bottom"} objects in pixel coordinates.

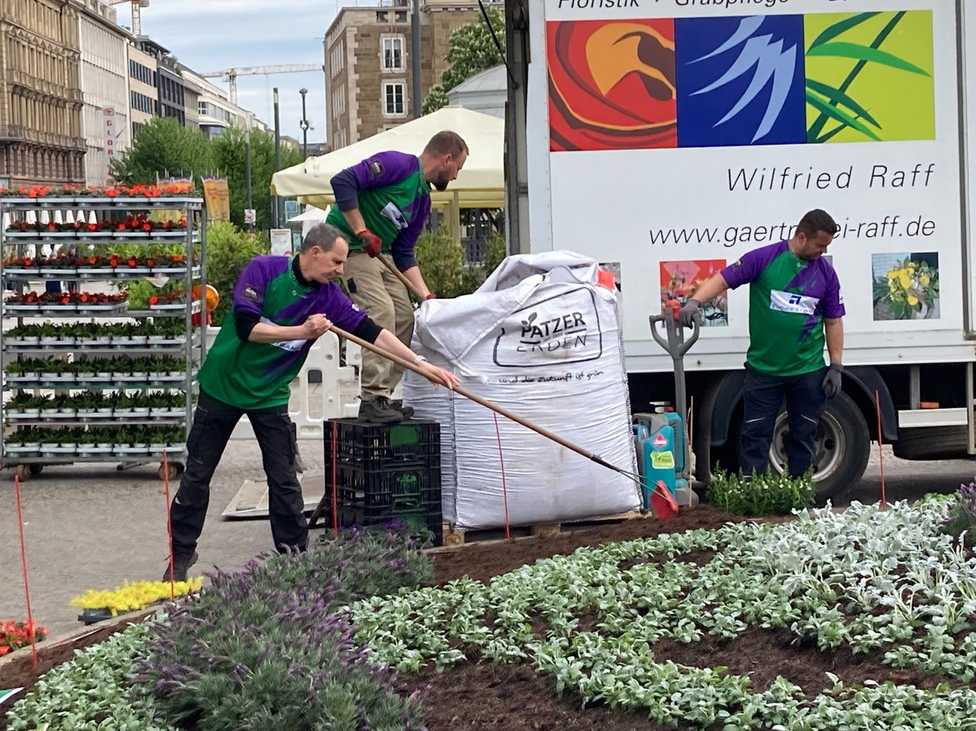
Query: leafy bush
[
  {"left": 6, "top": 622, "right": 173, "bottom": 731},
  {"left": 416, "top": 228, "right": 507, "bottom": 298},
  {"left": 415, "top": 226, "right": 464, "bottom": 298},
  {"left": 205, "top": 220, "right": 269, "bottom": 324},
  {"left": 137, "top": 528, "right": 431, "bottom": 730},
  {"left": 708, "top": 469, "right": 815, "bottom": 516},
  {"left": 943, "top": 479, "right": 976, "bottom": 546}
]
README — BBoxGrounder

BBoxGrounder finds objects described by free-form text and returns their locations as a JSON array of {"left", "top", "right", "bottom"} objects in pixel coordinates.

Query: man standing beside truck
[{"left": 679, "top": 209, "right": 845, "bottom": 479}]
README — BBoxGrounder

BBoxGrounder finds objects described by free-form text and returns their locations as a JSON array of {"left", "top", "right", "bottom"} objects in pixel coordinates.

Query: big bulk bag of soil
[{"left": 403, "top": 251, "right": 641, "bottom": 529}]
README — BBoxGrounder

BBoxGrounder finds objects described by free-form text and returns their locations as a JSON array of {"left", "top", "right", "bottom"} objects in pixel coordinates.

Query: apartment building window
[
  {"left": 383, "top": 82, "right": 405, "bottom": 117},
  {"left": 330, "top": 43, "right": 344, "bottom": 77},
  {"left": 382, "top": 36, "right": 404, "bottom": 71},
  {"left": 130, "top": 91, "right": 156, "bottom": 114}
]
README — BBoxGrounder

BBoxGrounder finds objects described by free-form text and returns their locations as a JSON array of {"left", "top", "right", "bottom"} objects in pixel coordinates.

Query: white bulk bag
[{"left": 403, "top": 251, "right": 641, "bottom": 529}]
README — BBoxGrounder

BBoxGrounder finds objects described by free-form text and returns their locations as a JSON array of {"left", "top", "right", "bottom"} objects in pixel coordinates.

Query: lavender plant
[
  {"left": 943, "top": 479, "right": 976, "bottom": 546},
  {"left": 135, "top": 527, "right": 432, "bottom": 730}
]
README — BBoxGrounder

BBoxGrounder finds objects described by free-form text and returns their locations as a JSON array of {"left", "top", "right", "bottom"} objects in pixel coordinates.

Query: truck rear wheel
[{"left": 768, "top": 392, "right": 869, "bottom": 500}]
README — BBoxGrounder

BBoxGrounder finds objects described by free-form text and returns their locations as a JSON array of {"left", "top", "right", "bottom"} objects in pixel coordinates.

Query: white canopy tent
[
  {"left": 287, "top": 203, "right": 330, "bottom": 237},
  {"left": 271, "top": 107, "right": 504, "bottom": 240}
]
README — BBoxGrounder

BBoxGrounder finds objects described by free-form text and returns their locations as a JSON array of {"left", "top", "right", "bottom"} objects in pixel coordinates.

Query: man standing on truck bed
[
  {"left": 326, "top": 130, "right": 468, "bottom": 424},
  {"left": 679, "top": 209, "right": 845, "bottom": 479}
]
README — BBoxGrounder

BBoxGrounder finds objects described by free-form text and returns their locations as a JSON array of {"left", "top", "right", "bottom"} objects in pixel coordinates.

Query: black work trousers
[
  {"left": 169, "top": 390, "right": 306, "bottom": 556},
  {"left": 739, "top": 365, "right": 828, "bottom": 478}
]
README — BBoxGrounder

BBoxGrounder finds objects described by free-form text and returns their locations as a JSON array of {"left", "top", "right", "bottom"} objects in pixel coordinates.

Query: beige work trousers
[{"left": 342, "top": 252, "right": 414, "bottom": 399}]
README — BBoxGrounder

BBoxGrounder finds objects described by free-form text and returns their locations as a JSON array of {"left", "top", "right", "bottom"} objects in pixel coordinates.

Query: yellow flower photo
[{"left": 872, "top": 252, "right": 940, "bottom": 321}]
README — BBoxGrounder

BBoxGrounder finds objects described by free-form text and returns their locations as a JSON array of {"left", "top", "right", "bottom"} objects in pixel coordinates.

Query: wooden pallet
[{"left": 433, "top": 510, "right": 649, "bottom": 550}]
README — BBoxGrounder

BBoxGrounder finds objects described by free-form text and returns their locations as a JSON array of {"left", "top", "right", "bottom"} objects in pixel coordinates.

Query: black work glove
[
  {"left": 823, "top": 364, "right": 843, "bottom": 399},
  {"left": 678, "top": 299, "right": 702, "bottom": 328}
]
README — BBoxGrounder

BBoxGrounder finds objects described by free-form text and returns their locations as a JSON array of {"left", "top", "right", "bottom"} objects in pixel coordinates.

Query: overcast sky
[{"left": 115, "top": 0, "right": 355, "bottom": 146}]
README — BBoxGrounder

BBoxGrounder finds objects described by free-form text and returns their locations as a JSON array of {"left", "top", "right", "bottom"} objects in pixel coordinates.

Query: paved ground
[{"left": 1, "top": 440, "right": 974, "bottom": 637}]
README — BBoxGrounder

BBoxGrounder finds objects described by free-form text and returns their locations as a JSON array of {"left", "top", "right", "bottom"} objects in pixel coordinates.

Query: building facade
[
  {"left": 126, "top": 41, "right": 157, "bottom": 139},
  {"left": 324, "top": 0, "right": 496, "bottom": 149},
  {"left": 76, "top": 0, "right": 130, "bottom": 187},
  {"left": 0, "top": 0, "right": 86, "bottom": 187},
  {"left": 180, "top": 66, "right": 267, "bottom": 140}
]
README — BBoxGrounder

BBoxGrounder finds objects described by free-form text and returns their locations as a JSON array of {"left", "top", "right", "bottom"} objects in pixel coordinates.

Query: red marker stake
[{"left": 14, "top": 476, "right": 38, "bottom": 670}]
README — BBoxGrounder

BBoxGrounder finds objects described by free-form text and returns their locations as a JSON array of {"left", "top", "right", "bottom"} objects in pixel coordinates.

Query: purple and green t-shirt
[
  {"left": 327, "top": 151, "right": 431, "bottom": 271},
  {"left": 721, "top": 241, "right": 845, "bottom": 376},
  {"left": 198, "top": 255, "right": 367, "bottom": 410}
]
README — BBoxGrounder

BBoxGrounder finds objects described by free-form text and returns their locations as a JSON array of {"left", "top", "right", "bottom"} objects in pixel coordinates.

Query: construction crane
[
  {"left": 106, "top": 0, "right": 150, "bottom": 37},
  {"left": 199, "top": 65, "right": 323, "bottom": 106}
]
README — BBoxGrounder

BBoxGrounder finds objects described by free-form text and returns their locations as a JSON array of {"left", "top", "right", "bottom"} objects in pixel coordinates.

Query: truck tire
[
  {"left": 893, "top": 426, "right": 970, "bottom": 461},
  {"left": 768, "top": 392, "right": 870, "bottom": 501}
]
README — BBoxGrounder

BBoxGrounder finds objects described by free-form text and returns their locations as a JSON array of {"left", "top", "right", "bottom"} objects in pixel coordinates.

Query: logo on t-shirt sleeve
[
  {"left": 368, "top": 160, "right": 384, "bottom": 179},
  {"left": 243, "top": 286, "right": 260, "bottom": 302}
]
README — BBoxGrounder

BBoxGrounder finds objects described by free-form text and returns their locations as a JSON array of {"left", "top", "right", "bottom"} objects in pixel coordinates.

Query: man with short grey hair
[{"left": 164, "top": 223, "right": 459, "bottom": 581}]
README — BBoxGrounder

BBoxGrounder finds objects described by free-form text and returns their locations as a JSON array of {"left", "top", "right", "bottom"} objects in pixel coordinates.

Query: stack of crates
[{"left": 323, "top": 418, "right": 443, "bottom": 545}]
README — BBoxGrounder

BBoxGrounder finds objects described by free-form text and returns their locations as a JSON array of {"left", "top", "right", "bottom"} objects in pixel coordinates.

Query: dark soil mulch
[{"left": 407, "top": 507, "right": 972, "bottom": 729}]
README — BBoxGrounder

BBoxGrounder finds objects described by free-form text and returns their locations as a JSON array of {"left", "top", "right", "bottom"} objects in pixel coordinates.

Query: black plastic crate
[
  {"left": 336, "top": 462, "right": 441, "bottom": 514},
  {"left": 325, "top": 418, "right": 440, "bottom": 468}
]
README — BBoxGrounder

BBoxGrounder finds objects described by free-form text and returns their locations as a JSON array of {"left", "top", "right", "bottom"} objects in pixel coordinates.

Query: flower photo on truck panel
[
  {"left": 660, "top": 259, "right": 729, "bottom": 327},
  {"left": 872, "top": 252, "right": 940, "bottom": 321}
]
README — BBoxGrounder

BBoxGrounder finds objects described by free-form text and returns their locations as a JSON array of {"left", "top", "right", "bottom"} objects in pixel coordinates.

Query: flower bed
[
  {"left": 354, "top": 498, "right": 976, "bottom": 729},
  {"left": 8, "top": 501, "right": 976, "bottom": 730}
]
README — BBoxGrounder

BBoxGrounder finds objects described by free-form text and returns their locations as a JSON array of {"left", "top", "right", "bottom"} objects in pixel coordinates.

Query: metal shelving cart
[{"left": 0, "top": 195, "right": 207, "bottom": 480}]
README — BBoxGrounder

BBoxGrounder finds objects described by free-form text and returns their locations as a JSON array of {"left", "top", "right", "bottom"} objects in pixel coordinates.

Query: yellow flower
[
  {"left": 898, "top": 272, "right": 913, "bottom": 290},
  {"left": 70, "top": 578, "right": 204, "bottom": 614},
  {"left": 920, "top": 274, "right": 931, "bottom": 286},
  {"left": 907, "top": 294, "right": 919, "bottom": 306}
]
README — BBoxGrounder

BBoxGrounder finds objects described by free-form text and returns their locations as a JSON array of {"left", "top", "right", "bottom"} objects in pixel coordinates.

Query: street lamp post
[
  {"left": 273, "top": 87, "right": 281, "bottom": 228},
  {"left": 299, "top": 87, "right": 309, "bottom": 160}
]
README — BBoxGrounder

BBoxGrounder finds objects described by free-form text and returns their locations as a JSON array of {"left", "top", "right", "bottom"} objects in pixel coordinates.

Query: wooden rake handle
[
  {"left": 329, "top": 325, "right": 624, "bottom": 475},
  {"left": 376, "top": 254, "right": 429, "bottom": 302}
]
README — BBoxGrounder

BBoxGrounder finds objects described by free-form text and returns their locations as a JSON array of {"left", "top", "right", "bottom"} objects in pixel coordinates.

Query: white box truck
[{"left": 502, "top": 0, "right": 976, "bottom": 496}]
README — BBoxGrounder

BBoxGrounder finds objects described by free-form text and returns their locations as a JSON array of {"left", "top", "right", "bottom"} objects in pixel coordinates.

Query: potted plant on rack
[
  {"left": 4, "top": 291, "right": 40, "bottom": 312},
  {"left": 7, "top": 392, "right": 44, "bottom": 419},
  {"left": 76, "top": 430, "right": 99, "bottom": 456},
  {"left": 95, "top": 427, "right": 114, "bottom": 454},
  {"left": 88, "top": 390, "right": 112, "bottom": 418},
  {"left": 16, "top": 427, "right": 41, "bottom": 457},
  {"left": 38, "top": 323, "right": 64, "bottom": 347},
  {"left": 47, "top": 357, "right": 75, "bottom": 384},
  {"left": 130, "top": 392, "right": 151, "bottom": 417},
  {"left": 39, "top": 290, "right": 77, "bottom": 314},
  {"left": 6, "top": 358, "right": 41, "bottom": 382},
  {"left": 38, "top": 428, "right": 62, "bottom": 456},
  {"left": 163, "top": 426, "right": 186, "bottom": 454},
  {"left": 5, "top": 325, "right": 40, "bottom": 346},
  {"left": 75, "top": 358, "right": 96, "bottom": 382},
  {"left": 3, "top": 255, "right": 39, "bottom": 276},
  {"left": 50, "top": 394, "right": 77, "bottom": 420}
]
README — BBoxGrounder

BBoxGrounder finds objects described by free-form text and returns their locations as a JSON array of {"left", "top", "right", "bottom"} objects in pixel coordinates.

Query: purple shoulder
[
  {"left": 722, "top": 241, "right": 788, "bottom": 289},
  {"left": 249, "top": 255, "right": 290, "bottom": 279},
  {"left": 371, "top": 151, "right": 420, "bottom": 178}
]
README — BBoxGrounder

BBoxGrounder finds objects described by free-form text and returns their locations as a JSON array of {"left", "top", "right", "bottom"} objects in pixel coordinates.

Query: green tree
[
  {"left": 205, "top": 221, "right": 269, "bottom": 325},
  {"left": 110, "top": 117, "right": 212, "bottom": 186},
  {"left": 211, "top": 127, "right": 303, "bottom": 232},
  {"left": 423, "top": 7, "right": 505, "bottom": 114}
]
